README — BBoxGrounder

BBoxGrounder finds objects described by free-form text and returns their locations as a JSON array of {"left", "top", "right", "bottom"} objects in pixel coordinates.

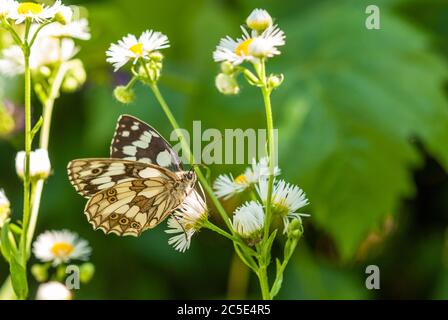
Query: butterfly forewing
[
  {"left": 85, "top": 177, "right": 185, "bottom": 237},
  {"left": 67, "top": 158, "right": 170, "bottom": 198},
  {"left": 110, "top": 115, "right": 182, "bottom": 171}
]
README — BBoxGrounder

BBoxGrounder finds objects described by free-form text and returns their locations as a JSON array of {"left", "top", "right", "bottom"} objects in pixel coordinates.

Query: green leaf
[
  {"left": 233, "top": 243, "right": 258, "bottom": 273},
  {"left": 262, "top": 229, "right": 278, "bottom": 265},
  {"left": 270, "top": 258, "right": 284, "bottom": 298},
  {"left": 275, "top": 1, "right": 448, "bottom": 259},
  {"left": 1, "top": 222, "right": 13, "bottom": 262},
  {"left": 10, "top": 255, "right": 28, "bottom": 299}
]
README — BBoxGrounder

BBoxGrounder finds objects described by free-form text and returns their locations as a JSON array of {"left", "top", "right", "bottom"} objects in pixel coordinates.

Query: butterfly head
[{"left": 178, "top": 169, "right": 197, "bottom": 189}]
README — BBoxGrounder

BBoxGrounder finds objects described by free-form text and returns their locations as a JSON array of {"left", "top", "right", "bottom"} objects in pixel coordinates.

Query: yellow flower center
[
  {"left": 235, "top": 174, "right": 248, "bottom": 185},
  {"left": 273, "top": 202, "right": 289, "bottom": 218},
  {"left": 129, "top": 43, "right": 144, "bottom": 56},
  {"left": 18, "top": 2, "right": 43, "bottom": 15},
  {"left": 235, "top": 39, "right": 253, "bottom": 56},
  {"left": 50, "top": 242, "right": 74, "bottom": 258}
]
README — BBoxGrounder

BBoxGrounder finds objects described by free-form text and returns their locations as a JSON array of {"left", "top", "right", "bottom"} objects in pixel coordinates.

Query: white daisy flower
[
  {"left": 106, "top": 30, "right": 170, "bottom": 71},
  {"left": 0, "top": 189, "right": 10, "bottom": 228},
  {"left": 213, "top": 24, "right": 285, "bottom": 65},
  {"left": 213, "top": 157, "right": 280, "bottom": 199},
  {"left": 15, "top": 148, "right": 51, "bottom": 180},
  {"left": 42, "top": 18, "right": 91, "bottom": 40},
  {"left": 165, "top": 189, "right": 208, "bottom": 253},
  {"left": 257, "top": 179, "right": 309, "bottom": 233},
  {"left": 32, "top": 229, "right": 91, "bottom": 266},
  {"left": 0, "top": 0, "right": 15, "bottom": 18},
  {"left": 246, "top": 8, "right": 273, "bottom": 32},
  {"left": 8, "top": 0, "right": 61, "bottom": 24},
  {"left": 36, "top": 281, "right": 72, "bottom": 300},
  {"left": 232, "top": 201, "right": 264, "bottom": 244},
  {"left": 0, "top": 36, "right": 78, "bottom": 76}
]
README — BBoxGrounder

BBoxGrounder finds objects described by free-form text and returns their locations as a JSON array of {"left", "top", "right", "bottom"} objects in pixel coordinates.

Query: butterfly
[{"left": 67, "top": 115, "right": 197, "bottom": 237}]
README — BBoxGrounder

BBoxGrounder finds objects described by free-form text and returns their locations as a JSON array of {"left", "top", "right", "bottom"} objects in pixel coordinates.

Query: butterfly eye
[{"left": 187, "top": 171, "right": 194, "bottom": 180}]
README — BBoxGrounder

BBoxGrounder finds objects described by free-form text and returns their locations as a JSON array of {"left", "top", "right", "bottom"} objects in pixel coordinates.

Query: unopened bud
[
  {"left": 246, "top": 9, "right": 273, "bottom": 32},
  {"left": 15, "top": 149, "right": 51, "bottom": 180},
  {"left": 268, "top": 74, "right": 284, "bottom": 89},
  {"left": 215, "top": 73, "right": 239, "bottom": 95},
  {"left": 113, "top": 86, "right": 135, "bottom": 104},
  {"left": 0, "top": 189, "right": 10, "bottom": 228}
]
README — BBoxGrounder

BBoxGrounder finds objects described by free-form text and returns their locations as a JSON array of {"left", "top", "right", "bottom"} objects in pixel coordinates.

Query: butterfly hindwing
[
  {"left": 85, "top": 177, "right": 185, "bottom": 237},
  {"left": 67, "top": 158, "right": 175, "bottom": 198},
  {"left": 110, "top": 115, "right": 182, "bottom": 171}
]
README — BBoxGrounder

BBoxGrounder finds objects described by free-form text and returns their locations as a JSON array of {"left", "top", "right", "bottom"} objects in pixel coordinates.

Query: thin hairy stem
[
  {"left": 26, "top": 64, "right": 68, "bottom": 252},
  {"left": 145, "top": 79, "right": 234, "bottom": 233}
]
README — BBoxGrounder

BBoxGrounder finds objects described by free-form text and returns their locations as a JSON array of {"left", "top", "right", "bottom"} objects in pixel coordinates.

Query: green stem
[
  {"left": 19, "top": 50, "right": 32, "bottom": 266},
  {"left": 260, "top": 60, "right": 275, "bottom": 241},
  {"left": 27, "top": 63, "right": 67, "bottom": 253},
  {"left": 252, "top": 59, "right": 276, "bottom": 300},
  {"left": 257, "top": 266, "right": 271, "bottom": 300},
  {"left": 203, "top": 221, "right": 257, "bottom": 256},
  {"left": 147, "top": 82, "right": 234, "bottom": 233}
]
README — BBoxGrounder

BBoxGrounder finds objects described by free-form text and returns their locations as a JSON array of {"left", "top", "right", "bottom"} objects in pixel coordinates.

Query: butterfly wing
[
  {"left": 110, "top": 115, "right": 183, "bottom": 171},
  {"left": 67, "top": 158, "right": 175, "bottom": 198},
  {"left": 84, "top": 177, "right": 185, "bottom": 237}
]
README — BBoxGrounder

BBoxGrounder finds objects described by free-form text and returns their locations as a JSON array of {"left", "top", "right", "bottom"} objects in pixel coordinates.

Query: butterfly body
[{"left": 67, "top": 115, "right": 196, "bottom": 237}]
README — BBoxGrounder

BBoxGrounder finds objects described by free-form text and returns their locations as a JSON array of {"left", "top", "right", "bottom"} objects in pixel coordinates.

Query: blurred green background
[{"left": 1, "top": 0, "right": 448, "bottom": 299}]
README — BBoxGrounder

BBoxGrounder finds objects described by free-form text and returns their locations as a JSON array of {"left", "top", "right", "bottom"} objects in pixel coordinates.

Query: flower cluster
[
  {"left": 106, "top": 29, "right": 170, "bottom": 103},
  {"left": 215, "top": 159, "right": 309, "bottom": 244},
  {"left": 31, "top": 229, "right": 94, "bottom": 300},
  {"left": 0, "top": 1, "right": 90, "bottom": 91},
  {"left": 213, "top": 9, "right": 285, "bottom": 95}
]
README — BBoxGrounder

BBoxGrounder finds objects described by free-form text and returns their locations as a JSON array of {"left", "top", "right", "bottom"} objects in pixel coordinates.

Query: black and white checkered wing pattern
[{"left": 110, "top": 115, "right": 183, "bottom": 172}]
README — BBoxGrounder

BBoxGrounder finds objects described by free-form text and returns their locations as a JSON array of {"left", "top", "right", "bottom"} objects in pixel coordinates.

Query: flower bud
[
  {"left": 220, "top": 61, "right": 234, "bottom": 75},
  {"left": 0, "top": 189, "right": 10, "bottom": 228},
  {"left": 215, "top": 73, "right": 239, "bottom": 95},
  {"left": 149, "top": 51, "right": 164, "bottom": 62},
  {"left": 62, "top": 59, "right": 87, "bottom": 92},
  {"left": 79, "top": 262, "right": 95, "bottom": 283},
  {"left": 31, "top": 264, "right": 49, "bottom": 282},
  {"left": 138, "top": 61, "right": 161, "bottom": 83},
  {"left": 232, "top": 201, "right": 265, "bottom": 246},
  {"left": 246, "top": 9, "right": 273, "bottom": 32},
  {"left": 16, "top": 149, "right": 51, "bottom": 180},
  {"left": 287, "top": 218, "right": 303, "bottom": 239},
  {"left": 36, "top": 282, "right": 72, "bottom": 300},
  {"left": 113, "top": 86, "right": 135, "bottom": 104},
  {"left": 268, "top": 74, "right": 284, "bottom": 90},
  {"left": 0, "top": 104, "right": 14, "bottom": 137}
]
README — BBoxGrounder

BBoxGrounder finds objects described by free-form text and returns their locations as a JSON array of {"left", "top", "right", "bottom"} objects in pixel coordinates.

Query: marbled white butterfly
[{"left": 67, "top": 115, "right": 196, "bottom": 237}]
